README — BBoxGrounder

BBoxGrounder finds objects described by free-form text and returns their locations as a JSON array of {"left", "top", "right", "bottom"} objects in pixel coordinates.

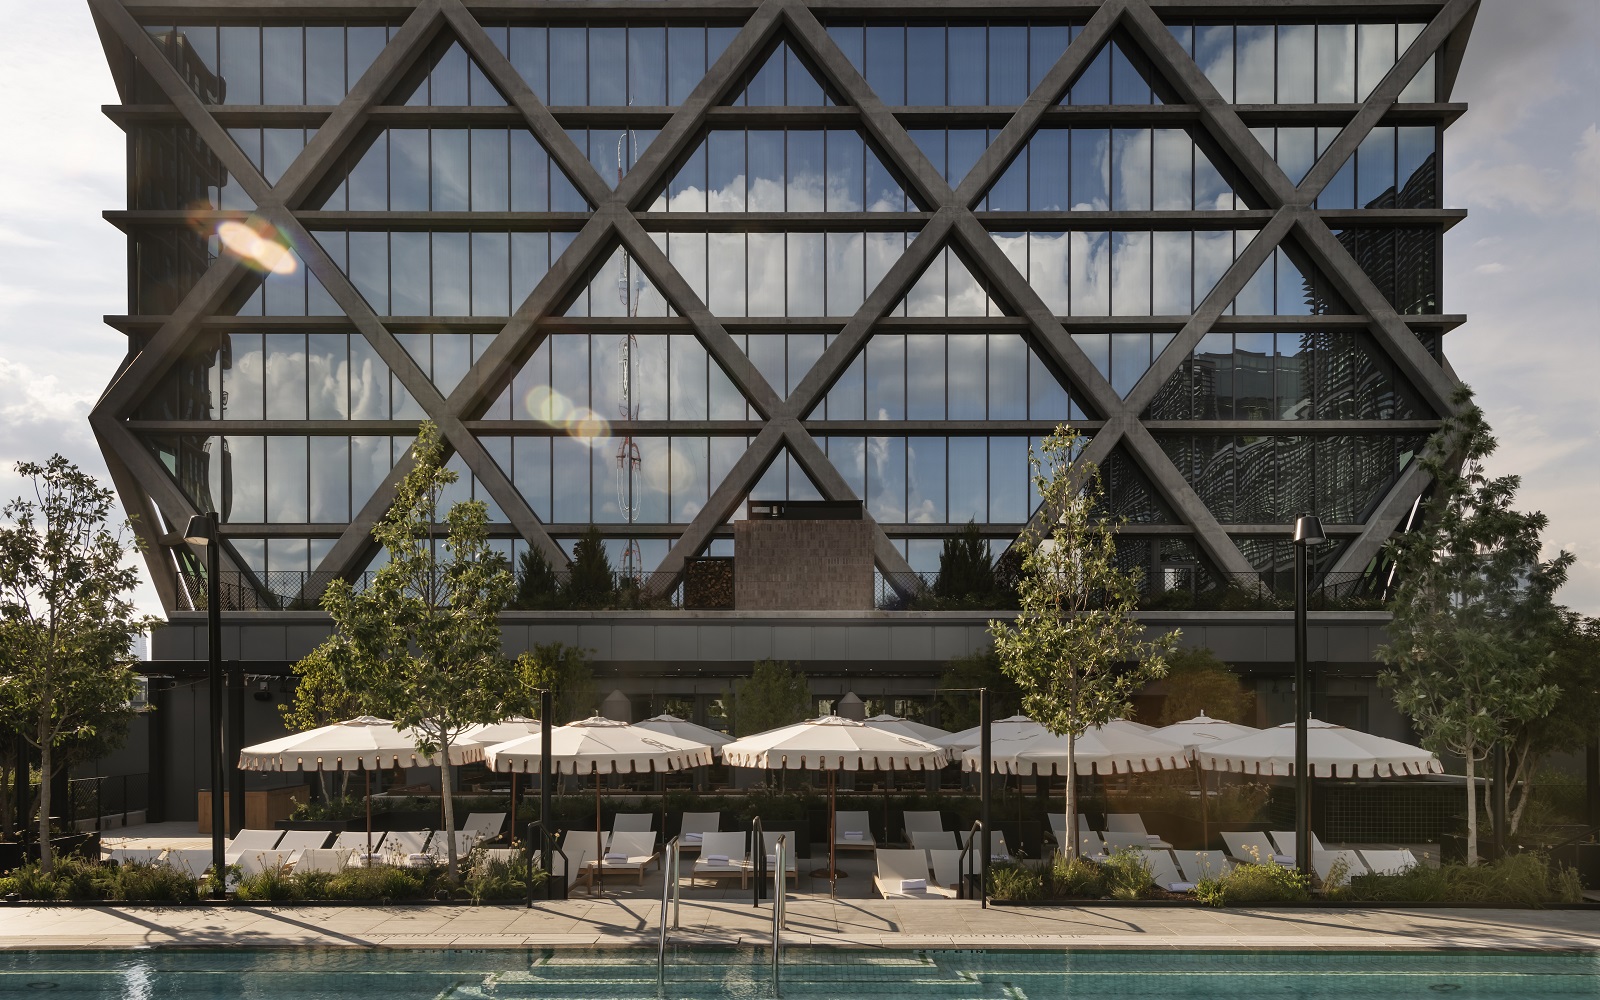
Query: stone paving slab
[{"left": 0, "top": 900, "right": 1595, "bottom": 953}]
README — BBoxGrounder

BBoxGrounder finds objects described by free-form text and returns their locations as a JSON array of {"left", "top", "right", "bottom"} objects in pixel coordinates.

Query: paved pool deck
[{"left": 0, "top": 899, "right": 1595, "bottom": 953}]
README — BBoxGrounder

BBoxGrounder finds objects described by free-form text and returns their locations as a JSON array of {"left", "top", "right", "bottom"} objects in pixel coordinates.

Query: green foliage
[
  {"left": 1048, "top": 854, "right": 1106, "bottom": 898},
  {"left": 1156, "top": 647, "right": 1255, "bottom": 725},
  {"left": 1378, "top": 387, "right": 1572, "bottom": 864},
  {"left": 281, "top": 642, "right": 369, "bottom": 733},
  {"left": 731, "top": 660, "right": 812, "bottom": 737},
  {"left": 931, "top": 521, "right": 1001, "bottom": 607},
  {"left": 1345, "top": 853, "right": 1583, "bottom": 906},
  {"left": 465, "top": 850, "right": 546, "bottom": 902},
  {"left": 987, "top": 861, "right": 1048, "bottom": 902},
  {"left": 0, "top": 858, "right": 197, "bottom": 903},
  {"left": 567, "top": 527, "right": 616, "bottom": 609},
  {"left": 104, "top": 862, "right": 200, "bottom": 903},
  {"left": 1505, "top": 613, "right": 1600, "bottom": 835},
  {"left": 0, "top": 457, "right": 158, "bottom": 871},
  {"left": 287, "top": 796, "right": 366, "bottom": 821},
  {"left": 936, "top": 652, "right": 1023, "bottom": 733},
  {"left": 510, "top": 643, "right": 598, "bottom": 723},
  {"left": 512, "top": 546, "right": 565, "bottom": 610},
  {"left": 1100, "top": 848, "right": 1155, "bottom": 900},
  {"left": 988, "top": 427, "right": 1179, "bottom": 857},
  {"left": 324, "top": 865, "right": 429, "bottom": 901},
  {"left": 236, "top": 865, "right": 301, "bottom": 901},
  {"left": 1192, "top": 861, "right": 1311, "bottom": 907},
  {"left": 305, "top": 422, "right": 519, "bottom": 880}
]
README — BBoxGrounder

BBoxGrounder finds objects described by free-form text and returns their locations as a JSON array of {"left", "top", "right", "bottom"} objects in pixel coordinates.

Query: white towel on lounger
[{"left": 899, "top": 878, "right": 927, "bottom": 892}]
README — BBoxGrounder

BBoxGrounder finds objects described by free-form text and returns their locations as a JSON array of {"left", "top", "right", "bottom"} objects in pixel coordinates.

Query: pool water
[{"left": 0, "top": 949, "right": 1594, "bottom": 998}]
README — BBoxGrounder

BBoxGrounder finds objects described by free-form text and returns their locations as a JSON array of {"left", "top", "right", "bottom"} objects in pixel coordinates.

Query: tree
[
  {"left": 1156, "top": 647, "right": 1255, "bottom": 726},
  {"left": 936, "top": 651, "right": 1023, "bottom": 733},
  {"left": 512, "top": 547, "right": 563, "bottom": 610},
  {"left": 731, "top": 660, "right": 812, "bottom": 737},
  {"left": 304, "top": 423, "right": 516, "bottom": 880},
  {"left": 566, "top": 527, "right": 615, "bottom": 609},
  {"left": 509, "top": 642, "right": 598, "bottom": 724},
  {"left": 1377, "top": 387, "right": 1571, "bottom": 865},
  {"left": 0, "top": 458, "right": 157, "bottom": 871},
  {"left": 1503, "top": 612, "right": 1600, "bottom": 835},
  {"left": 988, "top": 426, "right": 1178, "bottom": 859},
  {"left": 933, "top": 521, "right": 997, "bottom": 606}
]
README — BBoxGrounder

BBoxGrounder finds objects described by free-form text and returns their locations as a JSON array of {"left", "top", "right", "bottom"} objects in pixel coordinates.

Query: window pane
[
  {"left": 1317, "top": 24, "right": 1355, "bottom": 102},
  {"left": 864, "top": 27, "right": 905, "bottom": 105},
  {"left": 947, "top": 27, "right": 985, "bottom": 105},
  {"left": 906, "top": 27, "right": 945, "bottom": 105},
  {"left": 266, "top": 436, "right": 308, "bottom": 523},
  {"left": 1278, "top": 25, "right": 1315, "bottom": 103}
]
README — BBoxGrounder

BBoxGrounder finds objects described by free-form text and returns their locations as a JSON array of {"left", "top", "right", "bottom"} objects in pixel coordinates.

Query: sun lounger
[
  {"left": 1046, "top": 814, "right": 1095, "bottom": 845},
  {"left": 1174, "top": 850, "right": 1233, "bottom": 883},
  {"left": 589, "top": 831, "right": 660, "bottom": 884},
  {"left": 1313, "top": 849, "right": 1369, "bottom": 887},
  {"left": 750, "top": 832, "right": 799, "bottom": 887},
  {"left": 162, "top": 849, "right": 213, "bottom": 878},
  {"left": 1076, "top": 832, "right": 1108, "bottom": 858},
  {"left": 331, "top": 831, "right": 385, "bottom": 853},
  {"left": 1142, "top": 850, "right": 1194, "bottom": 892},
  {"left": 1358, "top": 849, "right": 1419, "bottom": 876},
  {"left": 558, "top": 831, "right": 601, "bottom": 890},
  {"left": 224, "top": 829, "right": 283, "bottom": 862},
  {"left": 1106, "top": 813, "right": 1172, "bottom": 849},
  {"left": 902, "top": 811, "right": 945, "bottom": 843},
  {"left": 690, "top": 832, "right": 748, "bottom": 887},
  {"left": 927, "top": 849, "right": 967, "bottom": 891},
  {"left": 1268, "top": 830, "right": 1325, "bottom": 865},
  {"left": 106, "top": 847, "right": 166, "bottom": 866},
  {"left": 1222, "top": 832, "right": 1284, "bottom": 866},
  {"left": 462, "top": 812, "right": 507, "bottom": 840},
  {"left": 237, "top": 850, "right": 293, "bottom": 877},
  {"left": 833, "top": 810, "right": 876, "bottom": 850},
  {"left": 440, "top": 830, "right": 483, "bottom": 856},
  {"left": 612, "top": 813, "right": 655, "bottom": 835},
  {"left": 874, "top": 849, "right": 953, "bottom": 900},
  {"left": 292, "top": 848, "right": 353, "bottom": 874},
  {"left": 476, "top": 847, "right": 519, "bottom": 868},
  {"left": 677, "top": 812, "right": 720, "bottom": 854},
  {"left": 274, "top": 831, "right": 332, "bottom": 853},
  {"left": 910, "top": 829, "right": 959, "bottom": 852},
  {"left": 1101, "top": 831, "right": 1154, "bottom": 853},
  {"left": 383, "top": 831, "right": 432, "bottom": 857},
  {"left": 957, "top": 829, "right": 1011, "bottom": 861}
]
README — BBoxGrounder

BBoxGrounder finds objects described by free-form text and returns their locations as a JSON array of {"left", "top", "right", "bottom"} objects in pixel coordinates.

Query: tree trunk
[
  {"left": 1463, "top": 746, "right": 1478, "bottom": 867},
  {"left": 1064, "top": 729, "right": 1078, "bottom": 861},
  {"left": 1506, "top": 736, "right": 1536, "bottom": 838},
  {"left": 439, "top": 742, "right": 459, "bottom": 881},
  {"left": 37, "top": 734, "right": 52, "bottom": 874}
]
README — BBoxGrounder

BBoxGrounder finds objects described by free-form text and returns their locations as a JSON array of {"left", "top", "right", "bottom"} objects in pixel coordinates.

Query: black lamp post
[
  {"left": 1292, "top": 514, "right": 1328, "bottom": 880},
  {"left": 183, "top": 512, "right": 226, "bottom": 898}
]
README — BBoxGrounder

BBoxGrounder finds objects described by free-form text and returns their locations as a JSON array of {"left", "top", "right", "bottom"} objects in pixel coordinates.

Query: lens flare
[
  {"left": 522, "top": 385, "right": 575, "bottom": 425},
  {"left": 217, "top": 219, "right": 298, "bottom": 275},
  {"left": 566, "top": 407, "right": 610, "bottom": 444}
]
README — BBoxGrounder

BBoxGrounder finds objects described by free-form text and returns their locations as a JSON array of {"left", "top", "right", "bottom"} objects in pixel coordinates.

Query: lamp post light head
[
  {"left": 1293, "top": 515, "right": 1328, "bottom": 547},
  {"left": 183, "top": 513, "right": 216, "bottom": 546}
]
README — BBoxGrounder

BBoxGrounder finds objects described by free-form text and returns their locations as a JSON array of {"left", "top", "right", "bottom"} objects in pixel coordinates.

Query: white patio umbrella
[
  {"left": 239, "top": 716, "right": 485, "bottom": 859},
  {"left": 936, "top": 714, "right": 1046, "bottom": 752},
  {"left": 635, "top": 714, "right": 735, "bottom": 754},
  {"left": 1147, "top": 712, "right": 1262, "bottom": 846},
  {"left": 722, "top": 715, "right": 949, "bottom": 897},
  {"left": 961, "top": 723, "right": 1188, "bottom": 777},
  {"left": 461, "top": 717, "right": 544, "bottom": 831},
  {"left": 862, "top": 714, "right": 953, "bottom": 743},
  {"left": 482, "top": 716, "right": 714, "bottom": 894},
  {"left": 1195, "top": 718, "right": 1444, "bottom": 777}
]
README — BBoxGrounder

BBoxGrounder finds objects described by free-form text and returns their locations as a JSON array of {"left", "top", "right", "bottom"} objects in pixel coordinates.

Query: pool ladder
[{"left": 656, "top": 831, "right": 785, "bottom": 998}]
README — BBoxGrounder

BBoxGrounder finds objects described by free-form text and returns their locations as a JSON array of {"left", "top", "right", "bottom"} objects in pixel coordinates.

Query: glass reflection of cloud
[{"left": 217, "top": 218, "right": 298, "bottom": 275}]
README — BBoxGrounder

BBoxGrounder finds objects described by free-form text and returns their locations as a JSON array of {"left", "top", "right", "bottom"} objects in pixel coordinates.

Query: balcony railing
[
  {"left": 875, "top": 570, "right": 1391, "bottom": 613},
  {"left": 175, "top": 569, "right": 683, "bottom": 612}
]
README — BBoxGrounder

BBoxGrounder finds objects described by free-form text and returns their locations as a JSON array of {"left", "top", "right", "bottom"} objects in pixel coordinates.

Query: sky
[{"left": 0, "top": 1, "right": 1595, "bottom": 620}]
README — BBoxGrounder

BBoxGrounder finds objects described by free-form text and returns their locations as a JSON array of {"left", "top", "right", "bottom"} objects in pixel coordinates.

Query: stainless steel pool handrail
[
  {"left": 771, "top": 834, "right": 786, "bottom": 998},
  {"left": 751, "top": 816, "right": 766, "bottom": 905},
  {"left": 657, "top": 835, "right": 678, "bottom": 994},
  {"left": 956, "top": 820, "right": 983, "bottom": 905}
]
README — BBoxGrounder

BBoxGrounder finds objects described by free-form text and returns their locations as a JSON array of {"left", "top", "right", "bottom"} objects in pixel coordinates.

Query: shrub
[
  {"left": 325, "top": 865, "right": 426, "bottom": 901},
  {"left": 465, "top": 852, "right": 547, "bottom": 903},
  {"left": 1101, "top": 849, "right": 1155, "bottom": 900},
  {"left": 1194, "top": 862, "right": 1311, "bottom": 907},
  {"left": 0, "top": 858, "right": 107, "bottom": 901},
  {"left": 107, "top": 862, "right": 200, "bottom": 903},
  {"left": 987, "top": 861, "right": 1047, "bottom": 902},
  {"left": 1345, "top": 853, "right": 1583, "bottom": 906},
  {"left": 1048, "top": 853, "right": 1105, "bottom": 898},
  {"left": 236, "top": 865, "right": 301, "bottom": 902}
]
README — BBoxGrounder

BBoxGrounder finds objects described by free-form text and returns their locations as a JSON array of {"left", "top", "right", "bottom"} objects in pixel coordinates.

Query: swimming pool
[{"left": 1, "top": 948, "right": 1594, "bottom": 998}]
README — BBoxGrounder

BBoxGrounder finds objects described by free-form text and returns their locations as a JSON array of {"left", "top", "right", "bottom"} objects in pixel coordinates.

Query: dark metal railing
[
  {"left": 67, "top": 774, "right": 149, "bottom": 832},
  {"left": 524, "top": 821, "right": 568, "bottom": 907},
  {"left": 176, "top": 569, "right": 684, "bottom": 612}
]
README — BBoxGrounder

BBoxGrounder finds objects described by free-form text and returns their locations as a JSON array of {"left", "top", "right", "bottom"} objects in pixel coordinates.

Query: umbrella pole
[
  {"left": 510, "top": 771, "right": 517, "bottom": 842},
  {"left": 830, "top": 769, "right": 837, "bottom": 899},
  {"left": 1194, "top": 760, "right": 1208, "bottom": 851},
  {"left": 365, "top": 766, "right": 373, "bottom": 866},
  {"left": 594, "top": 769, "right": 603, "bottom": 897}
]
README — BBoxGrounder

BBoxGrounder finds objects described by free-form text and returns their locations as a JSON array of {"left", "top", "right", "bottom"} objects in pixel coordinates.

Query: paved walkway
[{"left": 0, "top": 899, "right": 1595, "bottom": 952}]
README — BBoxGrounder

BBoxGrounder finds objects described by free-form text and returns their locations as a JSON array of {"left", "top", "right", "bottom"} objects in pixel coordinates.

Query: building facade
[{"left": 90, "top": 0, "right": 1474, "bottom": 816}]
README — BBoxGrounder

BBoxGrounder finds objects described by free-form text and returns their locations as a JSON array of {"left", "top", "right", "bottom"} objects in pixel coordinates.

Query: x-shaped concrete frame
[{"left": 89, "top": 0, "right": 1476, "bottom": 611}]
